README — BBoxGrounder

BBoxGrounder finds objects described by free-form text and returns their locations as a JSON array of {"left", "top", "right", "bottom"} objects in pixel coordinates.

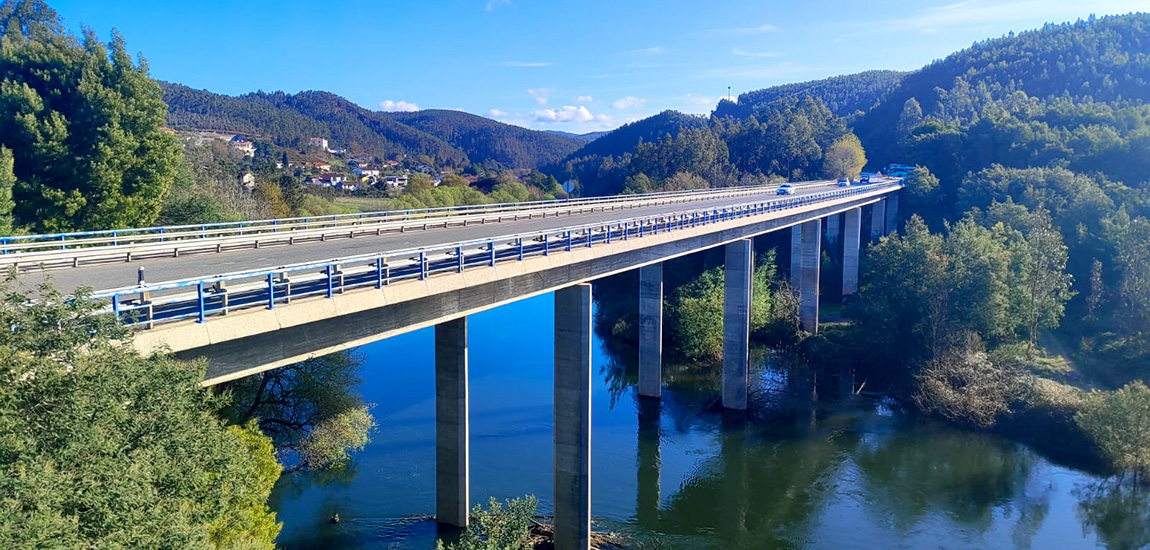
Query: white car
[
  {"left": 837, "top": 178, "right": 851, "bottom": 187},
  {"left": 776, "top": 183, "right": 795, "bottom": 195}
]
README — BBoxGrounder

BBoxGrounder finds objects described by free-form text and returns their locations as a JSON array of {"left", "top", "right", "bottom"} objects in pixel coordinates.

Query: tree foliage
[
  {"left": 0, "top": 280, "right": 281, "bottom": 548},
  {"left": 822, "top": 133, "right": 867, "bottom": 179},
  {"left": 0, "top": 0, "right": 182, "bottom": 231},
  {"left": 1075, "top": 381, "right": 1150, "bottom": 477}
]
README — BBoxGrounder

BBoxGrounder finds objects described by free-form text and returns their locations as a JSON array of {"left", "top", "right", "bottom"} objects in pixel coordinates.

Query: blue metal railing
[{"left": 96, "top": 182, "right": 901, "bottom": 328}]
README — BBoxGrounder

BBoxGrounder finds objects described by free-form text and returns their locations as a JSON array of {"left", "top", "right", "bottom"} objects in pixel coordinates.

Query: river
[{"left": 269, "top": 292, "right": 1148, "bottom": 550}]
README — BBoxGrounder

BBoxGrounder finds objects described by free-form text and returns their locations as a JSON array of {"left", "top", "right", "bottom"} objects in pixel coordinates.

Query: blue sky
[{"left": 48, "top": 0, "right": 1148, "bottom": 133}]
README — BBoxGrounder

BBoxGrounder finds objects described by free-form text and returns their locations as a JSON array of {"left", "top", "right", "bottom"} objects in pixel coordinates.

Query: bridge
[{"left": 4, "top": 178, "right": 901, "bottom": 550}]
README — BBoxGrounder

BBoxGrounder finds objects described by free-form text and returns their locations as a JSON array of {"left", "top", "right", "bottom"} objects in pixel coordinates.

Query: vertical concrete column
[
  {"left": 826, "top": 213, "right": 841, "bottom": 244},
  {"left": 842, "top": 207, "right": 862, "bottom": 299},
  {"left": 800, "top": 219, "right": 821, "bottom": 334},
  {"left": 885, "top": 193, "right": 900, "bottom": 235},
  {"left": 870, "top": 199, "right": 886, "bottom": 242},
  {"left": 638, "top": 264, "right": 663, "bottom": 398},
  {"left": 789, "top": 225, "right": 802, "bottom": 290},
  {"left": 722, "top": 239, "right": 753, "bottom": 410},
  {"left": 554, "top": 283, "right": 593, "bottom": 550},
  {"left": 435, "top": 317, "right": 469, "bottom": 528}
]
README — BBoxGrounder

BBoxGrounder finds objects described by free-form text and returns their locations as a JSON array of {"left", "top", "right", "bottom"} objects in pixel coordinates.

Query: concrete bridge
[{"left": 5, "top": 179, "right": 901, "bottom": 550}]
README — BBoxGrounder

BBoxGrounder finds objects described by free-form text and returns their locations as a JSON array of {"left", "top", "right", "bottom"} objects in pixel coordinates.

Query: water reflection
[{"left": 268, "top": 291, "right": 1144, "bottom": 550}]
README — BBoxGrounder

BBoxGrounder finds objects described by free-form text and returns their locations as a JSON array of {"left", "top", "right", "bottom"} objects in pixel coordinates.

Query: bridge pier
[
  {"left": 826, "top": 213, "right": 840, "bottom": 244},
  {"left": 722, "top": 239, "right": 753, "bottom": 410},
  {"left": 435, "top": 317, "right": 469, "bottom": 528},
  {"left": 638, "top": 264, "right": 663, "bottom": 398},
  {"left": 842, "top": 207, "right": 862, "bottom": 299},
  {"left": 789, "top": 226, "right": 801, "bottom": 290},
  {"left": 870, "top": 200, "right": 886, "bottom": 242},
  {"left": 885, "top": 194, "right": 899, "bottom": 234},
  {"left": 554, "top": 283, "right": 593, "bottom": 550},
  {"left": 799, "top": 219, "right": 821, "bottom": 334}
]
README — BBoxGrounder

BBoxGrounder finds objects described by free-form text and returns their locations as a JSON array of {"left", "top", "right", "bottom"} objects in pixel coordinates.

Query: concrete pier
[
  {"left": 826, "top": 213, "right": 840, "bottom": 244},
  {"left": 790, "top": 225, "right": 802, "bottom": 290},
  {"left": 554, "top": 283, "right": 593, "bottom": 550},
  {"left": 722, "top": 239, "right": 753, "bottom": 410},
  {"left": 799, "top": 219, "right": 821, "bottom": 334},
  {"left": 885, "top": 193, "right": 900, "bottom": 235},
  {"left": 435, "top": 317, "right": 469, "bottom": 528},
  {"left": 842, "top": 207, "right": 862, "bottom": 298},
  {"left": 871, "top": 199, "right": 886, "bottom": 242},
  {"left": 638, "top": 264, "right": 663, "bottom": 398}
]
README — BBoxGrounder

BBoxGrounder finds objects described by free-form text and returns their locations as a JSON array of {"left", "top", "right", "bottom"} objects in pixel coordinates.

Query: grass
[{"left": 331, "top": 196, "right": 395, "bottom": 213}]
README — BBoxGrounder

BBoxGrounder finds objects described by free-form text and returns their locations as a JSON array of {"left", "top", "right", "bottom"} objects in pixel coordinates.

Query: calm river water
[{"left": 270, "top": 293, "right": 1148, "bottom": 550}]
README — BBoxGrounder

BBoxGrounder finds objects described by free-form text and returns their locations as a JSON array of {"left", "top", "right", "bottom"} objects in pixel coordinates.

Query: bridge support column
[
  {"left": 885, "top": 194, "right": 899, "bottom": 235},
  {"left": 723, "top": 239, "right": 753, "bottom": 410},
  {"left": 871, "top": 200, "right": 886, "bottom": 242},
  {"left": 790, "top": 225, "right": 802, "bottom": 290},
  {"left": 554, "top": 283, "right": 593, "bottom": 550},
  {"left": 842, "top": 207, "right": 862, "bottom": 299},
  {"left": 638, "top": 264, "right": 663, "bottom": 398},
  {"left": 800, "top": 219, "right": 821, "bottom": 334},
  {"left": 436, "top": 317, "right": 469, "bottom": 528},
  {"left": 826, "top": 213, "right": 840, "bottom": 244}
]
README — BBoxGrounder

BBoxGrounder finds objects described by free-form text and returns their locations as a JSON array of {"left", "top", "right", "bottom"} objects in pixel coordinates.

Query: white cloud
[
  {"left": 685, "top": 94, "right": 714, "bottom": 106},
  {"left": 528, "top": 88, "right": 552, "bottom": 106},
  {"left": 501, "top": 61, "right": 551, "bottom": 67},
  {"left": 379, "top": 100, "right": 419, "bottom": 112},
  {"left": 709, "top": 23, "right": 778, "bottom": 35},
  {"left": 532, "top": 105, "right": 595, "bottom": 124},
  {"left": 732, "top": 48, "right": 779, "bottom": 58},
  {"left": 622, "top": 46, "right": 665, "bottom": 55},
  {"left": 486, "top": 0, "right": 510, "bottom": 11},
  {"left": 574, "top": 95, "right": 593, "bottom": 104},
  {"left": 487, "top": 109, "right": 509, "bottom": 117},
  {"left": 612, "top": 96, "right": 647, "bottom": 110}
]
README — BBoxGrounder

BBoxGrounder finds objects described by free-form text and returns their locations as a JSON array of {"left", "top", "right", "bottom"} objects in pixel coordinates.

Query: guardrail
[
  {"left": 94, "top": 181, "right": 901, "bottom": 329},
  {"left": 0, "top": 181, "right": 835, "bottom": 257},
  {"left": 0, "top": 181, "right": 839, "bottom": 272}
]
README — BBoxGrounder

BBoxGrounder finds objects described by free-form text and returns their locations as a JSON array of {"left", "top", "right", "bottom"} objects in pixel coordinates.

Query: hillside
[
  {"left": 560, "top": 110, "right": 708, "bottom": 162},
  {"left": 858, "top": 13, "right": 1150, "bottom": 164},
  {"left": 162, "top": 84, "right": 582, "bottom": 169},
  {"left": 389, "top": 110, "right": 583, "bottom": 169},
  {"left": 713, "top": 70, "right": 907, "bottom": 119}
]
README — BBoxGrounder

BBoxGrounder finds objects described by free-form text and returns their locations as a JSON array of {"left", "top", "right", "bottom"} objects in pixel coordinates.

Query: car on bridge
[
  {"left": 837, "top": 178, "right": 851, "bottom": 187},
  {"left": 859, "top": 174, "right": 871, "bottom": 184},
  {"left": 776, "top": 183, "right": 795, "bottom": 195}
]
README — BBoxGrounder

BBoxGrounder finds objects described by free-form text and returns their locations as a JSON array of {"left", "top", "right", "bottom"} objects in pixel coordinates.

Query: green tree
[
  {"left": 0, "top": 281, "right": 281, "bottom": 548},
  {"left": 220, "top": 352, "right": 376, "bottom": 472},
  {"left": 822, "top": 133, "right": 867, "bottom": 179},
  {"left": 623, "top": 172, "right": 653, "bottom": 194},
  {"left": 896, "top": 97, "right": 923, "bottom": 144},
  {"left": 667, "top": 254, "right": 775, "bottom": 361},
  {"left": 0, "top": 146, "right": 13, "bottom": 234},
  {"left": 438, "top": 496, "right": 538, "bottom": 550},
  {"left": 1075, "top": 381, "right": 1150, "bottom": 477},
  {"left": 0, "top": 0, "right": 182, "bottom": 231}
]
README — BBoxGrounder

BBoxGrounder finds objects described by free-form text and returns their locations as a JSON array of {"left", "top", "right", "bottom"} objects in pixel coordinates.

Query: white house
[{"left": 309, "top": 137, "right": 329, "bottom": 150}]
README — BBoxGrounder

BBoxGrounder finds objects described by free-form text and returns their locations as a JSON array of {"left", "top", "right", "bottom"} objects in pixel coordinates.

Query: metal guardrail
[
  {"left": 95, "top": 182, "right": 901, "bottom": 329},
  {"left": 0, "top": 181, "right": 835, "bottom": 271},
  {"left": 0, "top": 181, "right": 834, "bottom": 256}
]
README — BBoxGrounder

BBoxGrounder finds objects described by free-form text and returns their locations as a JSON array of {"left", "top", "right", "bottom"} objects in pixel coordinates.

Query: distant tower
[{"left": 727, "top": 86, "right": 731, "bottom": 101}]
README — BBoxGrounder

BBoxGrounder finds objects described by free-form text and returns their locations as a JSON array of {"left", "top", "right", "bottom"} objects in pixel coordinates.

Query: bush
[
  {"left": 1075, "top": 381, "right": 1150, "bottom": 477},
  {"left": 438, "top": 496, "right": 538, "bottom": 550},
  {"left": 914, "top": 333, "right": 1027, "bottom": 428}
]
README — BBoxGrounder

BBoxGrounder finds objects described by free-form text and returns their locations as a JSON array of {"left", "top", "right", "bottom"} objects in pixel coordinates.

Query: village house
[
  {"left": 309, "top": 137, "right": 329, "bottom": 150},
  {"left": 353, "top": 166, "right": 381, "bottom": 178},
  {"left": 312, "top": 161, "right": 332, "bottom": 171},
  {"left": 229, "top": 136, "right": 255, "bottom": 157},
  {"left": 383, "top": 175, "right": 408, "bottom": 188},
  {"left": 318, "top": 172, "right": 345, "bottom": 185},
  {"left": 239, "top": 171, "right": 256, "bottom": 190}
]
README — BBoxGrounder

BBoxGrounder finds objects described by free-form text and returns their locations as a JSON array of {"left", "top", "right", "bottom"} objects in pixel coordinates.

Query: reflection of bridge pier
[
  {"left": 720, "top": 411, "right": 750, "bottom": 545},
  {"left": 636, "top": 396, "right": 661, "bottom": 529}
]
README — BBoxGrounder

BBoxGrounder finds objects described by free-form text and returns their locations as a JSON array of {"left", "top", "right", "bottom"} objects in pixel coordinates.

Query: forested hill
[
  {"left": 858, "top": 13, "right": 1150, "bottom": 163},
  {"left": 161, "top": 84, "right": 583, "bottom": 169},
  {"left": 712, "top": 70, "right": 907, "bottom": 120},
  {"left": 561, "top": 110, "right": 708, "bottom": 161},
  {"left": 388, "top": 110, "right": 584, "bottom": 169}
]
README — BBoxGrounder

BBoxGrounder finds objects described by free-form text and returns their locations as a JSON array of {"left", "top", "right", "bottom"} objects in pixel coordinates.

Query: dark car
[{"left": 859, "top": 174, "right": 871, "bottom": 184}]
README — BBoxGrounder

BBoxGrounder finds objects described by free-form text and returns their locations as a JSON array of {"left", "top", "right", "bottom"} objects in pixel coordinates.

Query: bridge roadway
[{"left": 19, "top": 180, "right": 844, "bottom": 294}]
